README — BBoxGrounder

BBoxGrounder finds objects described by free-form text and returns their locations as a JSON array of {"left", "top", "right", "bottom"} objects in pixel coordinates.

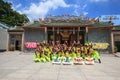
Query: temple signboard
[{"left": 101, "top": 15, "right": 120, "bottom": 20}]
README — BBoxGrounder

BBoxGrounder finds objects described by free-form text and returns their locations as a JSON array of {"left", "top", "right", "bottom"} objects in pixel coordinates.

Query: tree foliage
[{"left": 0, "top": 0, "right": 29, "bottom": 27}]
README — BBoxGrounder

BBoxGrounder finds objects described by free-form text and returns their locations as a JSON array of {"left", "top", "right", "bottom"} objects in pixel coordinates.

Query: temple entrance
[
  {"left": 15, "top": 40, "right": 19, "bottom": 50},
  {"left": 47, "top": 27, "right": 85, "bottom": 45},
  {"left": 9, "top": 34, "right": 22, "bottom": 51},
  {"left": 59, "top": 29, "right": 73, "bottom": 44},
  {"left": 15, "top": 40, "right": 21, "bottom": 50}
]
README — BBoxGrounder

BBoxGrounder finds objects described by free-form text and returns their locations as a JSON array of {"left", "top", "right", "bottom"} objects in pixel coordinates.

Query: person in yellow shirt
[
  {"left": 74, "top": 50, "right": 84, "bottom": 65},
  {"left": 70, "top": 50, "right": 76, "bottom": 61},
  {"left": 84, "top": 48, "right": 94, "bottom": 65},
  {"left": 33, "top": 51, "right": 41, "bottom": 62},
  {"left": 40, "top": 51, "right": 46, "bottom": 63},
  {"left": 92, "top": 49, "right": 101, "bottom": 63},
  {"left": 52, "top": 51, "right": 61, "bottom": 64},
  {"left": 62, "top": 50, "right": 73, "bottom": 65}
]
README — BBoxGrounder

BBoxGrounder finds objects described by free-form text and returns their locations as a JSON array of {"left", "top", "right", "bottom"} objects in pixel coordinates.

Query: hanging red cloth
[{"left": 25, "top": 42, "right": 37, "bottom": 48}]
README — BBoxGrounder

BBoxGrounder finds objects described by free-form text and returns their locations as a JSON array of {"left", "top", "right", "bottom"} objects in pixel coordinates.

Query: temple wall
[
  {"left": 0, "top": 28, "right": 7, "bottom": 51},
  {"left": 88, "top": 29, "right": 112, "bottom": 53},
  {"left": 24, "top": 29, "right": 46, "bottom": 52}
]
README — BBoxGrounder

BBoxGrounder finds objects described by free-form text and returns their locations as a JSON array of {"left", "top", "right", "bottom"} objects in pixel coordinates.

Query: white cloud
[
  {"left": 82, "top": 4, "right": 87, "bottom": 10},
  {"left": 73, "top": 4, "right": 80, "bottom": 8},
  {"left": 73, "top": 4, "right": 87, "bottom": 10},
  {"left": 17, "top": 10, "right": 22, "bottom": 14},
  {"left": 16, "top": 4, "right": 22, "bottom": 9},
  {"left": 90, "top": 0, "right": 108, "bottom": 2},
  {"left": 74, "top": 9, "right": 79, "bottom": 16},
  {"left": 73, "top": 4, "right": 87, "bottom": 16},
  {"left": 22, "top": 0, "right": 70, "bottom": 19},
  {"left": 83, "top": 12, "right": 88, "bottom": 16},
  {"left": 11, "top": 3, "right": 22, "bottom": 11}
]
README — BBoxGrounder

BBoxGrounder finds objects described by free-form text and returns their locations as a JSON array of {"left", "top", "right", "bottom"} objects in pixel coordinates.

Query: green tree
[{"left": 0, "top": 0, "right": 29, "bottom": 27}]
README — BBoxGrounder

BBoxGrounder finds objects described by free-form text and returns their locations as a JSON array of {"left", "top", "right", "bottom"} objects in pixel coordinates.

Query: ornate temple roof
[
  {"left": 23, "top": 21, "right": 41, "bottom": 28},
  {"left": 23, "top": 14, "right": 113, "bottom": 28}
]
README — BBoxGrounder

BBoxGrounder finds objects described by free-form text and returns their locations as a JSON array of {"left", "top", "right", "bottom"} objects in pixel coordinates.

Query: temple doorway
[
  {"left": 15, "top": 40, "right": 21, "bottom": 50},
  {"left": 9, "top": 34, "right": 22, "bottom": 51},
  {"left": 47, "top": 27, "right": 85, "bottom": 45}
]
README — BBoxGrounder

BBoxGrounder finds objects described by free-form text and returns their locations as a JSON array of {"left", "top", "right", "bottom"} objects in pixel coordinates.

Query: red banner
[{"left": 25, "top": 42, "right": 37, "bottom": 48}]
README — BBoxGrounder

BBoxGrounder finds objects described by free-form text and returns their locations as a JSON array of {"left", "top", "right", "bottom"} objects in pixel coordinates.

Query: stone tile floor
[{"left": 0, "top": 51, "right": 120, "bottom": 80}]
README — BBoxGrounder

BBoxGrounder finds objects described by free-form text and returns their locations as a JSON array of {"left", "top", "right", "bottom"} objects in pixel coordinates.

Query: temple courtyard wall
[
  {"left": 0, "top": 28, "right": 7, "bottom": 51},
  {"left": 88, "top": 29, "right": 112, "bottom": 53}
]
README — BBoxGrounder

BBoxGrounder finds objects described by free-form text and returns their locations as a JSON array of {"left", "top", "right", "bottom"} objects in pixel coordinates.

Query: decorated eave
[
  {"left": 40, "top": 14, "right": 94, "bottom": 27},
  {"left": 8, "top": 26, "right": 24, "bottom": 32},
  {"left": 22, "top": 14, "right": 114, "bottom": 29},
  {"left": 40, "top": 14, "right": 113, "bottom": 28},
  {"left": 40, "top": 23, "right": 93, "bottom": 27},
  {"left": 22, "top": 21, "right": 45, "bottom": 30}
]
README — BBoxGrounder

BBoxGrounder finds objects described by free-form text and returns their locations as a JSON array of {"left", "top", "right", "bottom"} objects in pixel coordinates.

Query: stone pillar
[
  {"left": 45, "top": 27, "right": 48, "bottom": 43},
  {"left": 111, "top": 31, "right": 114, "bottom": 53},
  {"left": 85, "top": 27, "right": 88, "bottom": 43},
  {"left": 21, "top": 32, "right": 24, "bottom": 51},
  {"left": 77, "top": 27, "right": 80, "bottom": 42},
  {"left": 53, "top": 27, "right": 55, "bottom": 45},
  {"left": 7, "top": 33, "right": 9, "bottom": 51}
]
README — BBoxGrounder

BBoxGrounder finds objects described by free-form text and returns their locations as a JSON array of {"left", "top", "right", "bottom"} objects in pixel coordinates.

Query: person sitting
[
  {"left": 92, "top": 49, "right": 101, "bottom": 63},
  {"left": 39, "top": 50, "right": 46, "bottom": 63},
  {"left": 52, "top": 51, "right": 61, "bottom": 65},
  {"left": 33, "top": 51, "right": 41, "bottom": 62},
  {"left": 33, "top": 45, "right": 41, "bottom": 62},
  {"left": 44, "top": 50, "right": 51, "bottom": 62},
  {"left": 74, "top": 50, "right": 84, "bottom": 65},
  {"left": 62, "top": 50, "right": 73, "bottom": 65},
  {"left": 70, "top": 50, "right": 76, "bottom": 62},
  {"left": 84, "top": 48, "right": 94, "bottom": 65},
  {"left": 61, "top": 50, "right": 65, "bottom": 61}
]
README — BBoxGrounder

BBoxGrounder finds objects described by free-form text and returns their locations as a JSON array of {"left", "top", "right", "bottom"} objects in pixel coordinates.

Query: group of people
[{"left": 33, "top": 41, "right": 101, "bottom": 65}]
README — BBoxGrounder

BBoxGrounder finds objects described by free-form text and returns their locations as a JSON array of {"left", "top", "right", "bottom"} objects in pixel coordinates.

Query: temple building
[
  {"left": 0, "top": 22, "right": 9, "bottom": 52},
  {"left": 7, "top": 15, "right": 120, "bottom": 53}
]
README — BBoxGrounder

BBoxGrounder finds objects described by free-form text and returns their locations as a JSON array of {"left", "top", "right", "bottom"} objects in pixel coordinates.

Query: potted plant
[
  {"left": 114, "top": 46, "right": 118, "bottom": 53},
  {"left": 9, "top": 45, "right": 14, "bottom": 51},
  {"left": 18, "top": 45, "right": 21, "bottom": 51}
]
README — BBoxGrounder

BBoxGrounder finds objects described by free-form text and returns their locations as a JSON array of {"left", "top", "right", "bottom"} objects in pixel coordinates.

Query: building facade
[
  {"left": 0, "top": 22, "right": 9, "bottom": 51},
  {"left": 7, "top": 15, "right": 118, "bottom": 53}
]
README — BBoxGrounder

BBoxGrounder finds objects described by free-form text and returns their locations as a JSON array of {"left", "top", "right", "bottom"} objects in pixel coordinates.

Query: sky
[{"left": 4, "top": 0, "right": 120, "bottom": 25}]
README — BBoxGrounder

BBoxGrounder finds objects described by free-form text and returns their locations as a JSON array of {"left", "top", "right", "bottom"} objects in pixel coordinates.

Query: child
[
  {"left": 52, "top": 51, "right": 61, "bottom": 64},
  {"left": 74, "top": 50, "right": 84, "bottom": 65},
  {"left": 40, "top": 50, "right": 46, "bottom": 63},
  {"left": 85, "top": 48, "right": 94, "bottom": 65},
  {"left": 70, "top": 50, "right": 76, "bottom": 62},
  {"left": 33, "top": 51, "right": 41, "bottom": 62},
  {"left": 44, "top": 48, "right": 51, "bottom": 62},
  {"left": 62, "top": 50, "right": 73, "bottom": 65},
  {"left": 81, "top": 48, "right": 87, "bottom": 60},
  {"left": 92, "top": 49, "right": 101, "bottom": 63},
  {"left": 61, "top": 50, "right": 65, "bottom": 61}
]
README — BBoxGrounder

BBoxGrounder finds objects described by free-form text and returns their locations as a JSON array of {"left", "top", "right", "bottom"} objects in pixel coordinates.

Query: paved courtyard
[{"left": 0, "top": 51, "right": 120, "bottom": 80}]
